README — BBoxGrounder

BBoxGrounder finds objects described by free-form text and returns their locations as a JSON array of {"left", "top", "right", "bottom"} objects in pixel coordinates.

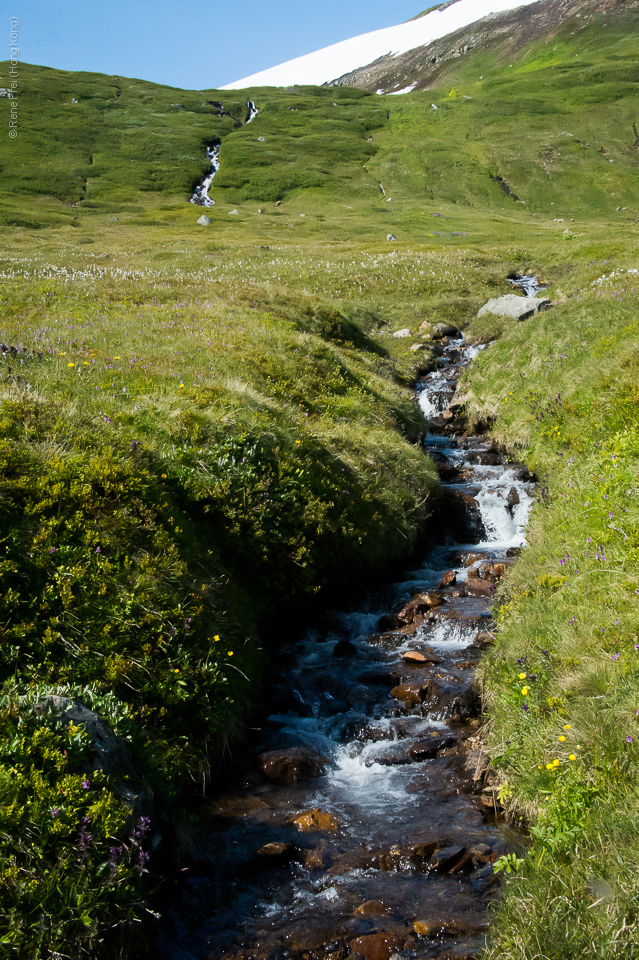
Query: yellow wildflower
[
  {"left": 558, "top": 735, "right": 566, "bottom": 742},
  {"left": 227, "top": 651, "right": 233, "bottom": 656},
  {"left": 521, "top": 686, "right": 529, "bottom": 696},
  {"left": 68, "top": 362, "right": 75, "bottom": 368},
  {"left": 518, "top": 673, "right": 527, "bottom": 680},
  {"left": 563, "top": 724, "right": 571, "bottom": 730},
  {"left": 569, "top": 754, "right": 576, "bottom": 761},
  {"left": 213, "top": 635, "right": 220, "bottom": 642}
]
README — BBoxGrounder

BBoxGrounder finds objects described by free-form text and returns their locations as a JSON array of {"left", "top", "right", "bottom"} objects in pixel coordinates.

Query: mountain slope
[
  {"left": 220, "top": 0, "right": 542, "bottom": 89},
  {"left": 332, "top": 0, "right": 639, "bottom": 93}
]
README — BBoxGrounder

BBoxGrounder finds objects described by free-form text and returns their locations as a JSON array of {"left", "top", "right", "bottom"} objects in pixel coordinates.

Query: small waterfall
[{"left": 189, "top": 100, "right": 258, "bottom": 206}]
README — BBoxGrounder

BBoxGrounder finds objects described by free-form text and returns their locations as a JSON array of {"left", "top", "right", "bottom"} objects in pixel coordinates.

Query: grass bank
[{"left": 464, "top": 258, "right": 639, "bottom": 958}]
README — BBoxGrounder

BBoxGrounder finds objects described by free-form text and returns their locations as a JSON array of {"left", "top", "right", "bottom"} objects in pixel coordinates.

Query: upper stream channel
[{"left": 153, "top": 332, "right": 535, "bottom": 960}]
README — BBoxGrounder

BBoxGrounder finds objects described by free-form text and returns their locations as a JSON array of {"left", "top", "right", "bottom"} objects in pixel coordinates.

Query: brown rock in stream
[
  {"left": 258, "top": 748, "right": 327, "bottom": 784},
  {"left": 402, "top": 650, "right": 442, "bottom": 665},
  {"left": 391, "top": 682, "right": 426, "bottom": 707},
  {"left": 412, "top": 591, "right": 445, "bottom": 608},
  {"left": 292, "top": 809, "right": 339, "bottom": 832},
  {"left": 354, "top": 900, "right": 391, "bottom": 917},
  {"left": 349, "top": 932, "right": 404, "bottom": 960},
  {"left": 463, "top": 578, "right": 496, "bottom": 597},
  {"left": 440, "top": 569, "right": 457, "bottom": 587}
]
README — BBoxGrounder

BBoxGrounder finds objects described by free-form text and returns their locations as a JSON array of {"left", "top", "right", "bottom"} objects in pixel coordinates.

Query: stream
[
  {"left": 152, "top": 332, "right": 534, "bottom": 960},
  {"left": 190, "top": 101, "right": 258, "bottom": 207}
]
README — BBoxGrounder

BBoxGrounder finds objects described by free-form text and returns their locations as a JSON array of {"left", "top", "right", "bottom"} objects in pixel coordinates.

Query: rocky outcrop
[{"left": 258, "top": 747, "right": 328, "bottom": 783}]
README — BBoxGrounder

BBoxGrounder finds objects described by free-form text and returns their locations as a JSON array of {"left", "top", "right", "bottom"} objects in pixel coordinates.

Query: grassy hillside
[{"left": 0, "top": 3, "right": 638, "bottom": 955}]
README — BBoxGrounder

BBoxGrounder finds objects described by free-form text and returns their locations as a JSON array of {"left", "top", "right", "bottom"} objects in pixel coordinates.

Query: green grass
[{"left": 0, "top": 6, "right": 638, "bottom": 955}]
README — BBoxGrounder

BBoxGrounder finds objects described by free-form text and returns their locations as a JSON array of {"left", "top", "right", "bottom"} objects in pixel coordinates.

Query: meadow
[{"left": 0, "top": 3, "right": 638, "bottom": 954}]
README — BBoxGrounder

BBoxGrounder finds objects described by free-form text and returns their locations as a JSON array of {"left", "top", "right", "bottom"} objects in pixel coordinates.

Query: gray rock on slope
[
  {"left": 197, "top": 215, "right": 211, "bottom": 226},
  {"left": 478, "top": 294, "right": 551, "bottom": 321}
]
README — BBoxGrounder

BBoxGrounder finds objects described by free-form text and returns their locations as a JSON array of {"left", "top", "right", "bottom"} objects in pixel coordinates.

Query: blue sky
[{"left": 12, "top": 1, "right": 435, "bottom": 91}]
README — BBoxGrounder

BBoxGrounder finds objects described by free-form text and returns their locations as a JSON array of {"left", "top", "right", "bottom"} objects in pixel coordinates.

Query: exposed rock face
[
  {"left": 258, "top": 748, "right": 327, "bottom": 783},
  {"left": 196, "top": 214, "right": 211, "bottom": 225},
  {"left": 477, "top": 294, "right": 551, "bottom": 321},
  {"left": 34, "top": 696, "right": 154, "bottom": 820}
]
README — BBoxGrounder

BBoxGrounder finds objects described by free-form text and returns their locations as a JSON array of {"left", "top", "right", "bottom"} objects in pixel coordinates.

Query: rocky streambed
[{"left": 152, "top": 332, "right": 535, "bottom": 960}]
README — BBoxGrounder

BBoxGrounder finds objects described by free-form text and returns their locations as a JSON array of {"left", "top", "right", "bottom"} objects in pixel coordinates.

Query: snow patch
[{"left": 221, "top": 0, "right": 542, "bottom": 90}]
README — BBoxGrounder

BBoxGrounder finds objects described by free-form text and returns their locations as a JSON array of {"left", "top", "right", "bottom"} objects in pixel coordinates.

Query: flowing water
[
  {"left": 190, "top": 101, "right": 259, "bottom": 207},
  {"left": 152, "top": 333, "right": 534, "bottom": 960}
]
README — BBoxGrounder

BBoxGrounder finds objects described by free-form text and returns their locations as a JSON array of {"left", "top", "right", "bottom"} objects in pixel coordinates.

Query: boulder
[
  {"left": 423, "top": 675, "right": 478, "bottom": 718},
  {"left": 34, "top": 697, "right": 153, "bottom": 821},
  {"left": 196, "top": 215, "right": 211, "bottom": 226},
  {"left": 258, "top": 748, "right": 327, "bottom": 784},
  {"left": 332, "top": 639, "right": 358, "bottom": 658},
  {"left": 409, "top": 342, "right": 429, "bottom": 352},
  {"left": 257, "top": 842, "right": 294, "bottom": 859},
  {"left": 419, "top": 320, "right": 434, "bottom": 334},
  {"left": 392, "top": 328, "right": 411, "bottom": 338},
  {"left": 463, "top": 578, "right": 495, "bottom": 597},
  {"left": 377, "top": 613, "right": 401, "bottom": 632},
  {"left": 349, "top": 932, "right": 404, "bottom": 960},
  {"left": 386, "top": 234, "right": 397, "bottom": 242},
  {"left": 403, "top": 650, "right": 441, "bottom": 665},
  {"left": 477, "top": 294, "right": 551, "bottom": 322},
  {"left": 228, "top": 209, "right": 240, "bottom": 215}
]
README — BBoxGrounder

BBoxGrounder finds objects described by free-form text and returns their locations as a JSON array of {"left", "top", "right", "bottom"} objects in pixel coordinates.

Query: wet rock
[
  {"left": 292, "top": 809, "right": 339, "bottom": 832},
  {"left": 409, "top": 736, "right": 456, "bottom": 760},
  {"left": 466, "top": 449, "right": 502, "bottom": 466},
  {"left": 436, "top": 462, "right": 461, "bottom": 482},
  {"left": 469, "top": 843, "right": 493, "bottom": 863},
  {"left": 467, "top": 568, "right": 479, "bottom": 579},
  {"left": 349, "top": 932, "right": 404, "bottom": 960},
  {"left": 506, "top": 487, "right": 520, "bottom": 514},
  {"left": 440, "top": 489, "right": 487, "bottom": 542},
  {"left": 333, "top": 639, "right": 358, "bottom": 658},
  {"left": 354, "top": 900, "right": 391, "bottom": 918},
  {"left": 412, "top": 591, "right": 445, "bottom": 608},
  {"left": 403, "top": 650, "right": 442, "bottom": 665},
  {"left": 459, "top": 552, "right": 486, "bottom": 567},
  {"left": 377, "top": 614, "right": 401, "bottom": 632},
  {"left": 256, "top": 842, "right": 295, "bottom": 859},
  {"left": 471, "top": 862, "right": 498, "bottom": 891},
  {"left": 506, "top": 546, "right": 521, "bottom": 557},
  {"left": 429, "top": 844, "right": 466, "bottom": 871},
  {"left": 391, "top": 682, "right": 426, "bottom": 707},
  {"left": 397, "top": 599, "right": 426, "bottom": 623},
  {"left": 258, "top": 748, "right": 327, "bottom": 784},
  {"left": 477, "top": 294, "right": 551, "bottom": 321},
  {"left": 463, "top": 578, "right": 495, "bottom": 598},
  {"left": 440, "top": 569, "right": 457, "bottom": 588},
  {"left": 423, "top": 676, "right": 479, "bottom": 719}
]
